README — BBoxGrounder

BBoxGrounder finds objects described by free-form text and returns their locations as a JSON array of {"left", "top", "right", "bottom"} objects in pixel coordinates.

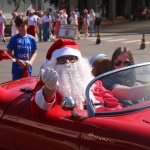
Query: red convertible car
[
  {"left": 1, "top": 62, "right": 150, "bottom": 149},
  {"left": 132, "top": 7, "right": 150, "bottom": 20}
]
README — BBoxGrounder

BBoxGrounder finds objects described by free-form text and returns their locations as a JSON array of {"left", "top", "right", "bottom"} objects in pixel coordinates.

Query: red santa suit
[{"left": 29, "top": 39, "right": 122, "bottom": 117}]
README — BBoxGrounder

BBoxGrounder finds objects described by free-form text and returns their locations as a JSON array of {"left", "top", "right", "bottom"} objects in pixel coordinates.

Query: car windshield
[{"left": 86, "top": 62, "right": 150, "bottom": 117}]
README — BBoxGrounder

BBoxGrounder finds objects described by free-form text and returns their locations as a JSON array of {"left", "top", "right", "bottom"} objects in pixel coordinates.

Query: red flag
[
  {"left": 0, "top": 49, "right": 15, "bottom": 61},
  {"left": 21, "top": 68, "right": 30, "bottom": 78}
]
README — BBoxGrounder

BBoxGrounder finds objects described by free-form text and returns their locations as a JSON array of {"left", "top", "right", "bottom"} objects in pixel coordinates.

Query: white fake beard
[{"left": 43, "top": 58, "right": 94, "bottom": 109}]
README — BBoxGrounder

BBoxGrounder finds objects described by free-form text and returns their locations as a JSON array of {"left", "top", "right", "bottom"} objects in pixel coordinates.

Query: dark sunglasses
[
  {"left": 57, "top": 56, "right": 78, "bottom": 64},
  {"left": 114, "top": 59, "right": 132, "bottom": 67}
]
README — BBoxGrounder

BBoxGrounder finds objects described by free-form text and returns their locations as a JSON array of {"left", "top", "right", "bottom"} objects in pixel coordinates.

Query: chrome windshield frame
[{"left": 85, "top": 62, "right": 150, "bottom": 117}]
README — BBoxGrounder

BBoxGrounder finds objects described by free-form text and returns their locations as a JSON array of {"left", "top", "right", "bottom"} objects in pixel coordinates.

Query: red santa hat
[
  {"left": 12, "top": 11, "right": 18, "bottom": 15},
  {"left": 39, "top": 10, "right": 43, "bottom": 15},
  {"left": 63, "top": 9, "right": 66, "bottom": 13},
  {"left": 29, "top": 8, "right": 35, "bottom": 14},
  {"left": 46, "top": 39, "right": 82, "bottom": 60},
  {"left": 84, "top": 9, "right": 88, "bottom": 13},
  {"left": 59, "top": 9, "right": 63, "bottom": 13},
  {"left": 71, "top": 10, "right": 75, "bottom": 13}
]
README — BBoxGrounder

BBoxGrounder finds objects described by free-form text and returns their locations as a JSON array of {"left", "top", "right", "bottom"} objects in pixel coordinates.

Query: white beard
[{"left": 42, "top": 57, "right": 94, "bottom": 109}]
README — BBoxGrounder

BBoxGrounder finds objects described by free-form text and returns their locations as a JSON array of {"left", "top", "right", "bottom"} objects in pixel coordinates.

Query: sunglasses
[
  {"left": 57, "top": 56, "right": 78, "bottom": 64},
  {"left": 114, "top": 60, "right": 132, "bottom": 67}
]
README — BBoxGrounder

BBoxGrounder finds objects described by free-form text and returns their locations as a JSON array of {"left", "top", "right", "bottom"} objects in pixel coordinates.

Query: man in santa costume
[{"left": 30, "top": 39, "right": 122, "bottom": 115}]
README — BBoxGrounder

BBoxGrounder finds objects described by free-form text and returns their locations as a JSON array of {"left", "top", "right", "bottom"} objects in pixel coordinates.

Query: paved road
[{"left": 0, "top": 19, "right": 150, "bottom": 83}]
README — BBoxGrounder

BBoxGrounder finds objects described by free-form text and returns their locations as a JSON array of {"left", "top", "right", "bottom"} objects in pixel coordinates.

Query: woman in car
[{"left": 101, "top": 46, "right": 150, "bottom": 106}]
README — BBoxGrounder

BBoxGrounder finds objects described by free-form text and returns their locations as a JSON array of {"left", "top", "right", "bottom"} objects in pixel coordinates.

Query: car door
[{"left": 14, "top": 96, "right": 87, "bottom": 150}]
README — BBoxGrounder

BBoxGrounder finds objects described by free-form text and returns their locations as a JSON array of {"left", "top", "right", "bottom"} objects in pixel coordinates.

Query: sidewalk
[{"left": 101, "top": 17, "right": 130, "bottom": 26}]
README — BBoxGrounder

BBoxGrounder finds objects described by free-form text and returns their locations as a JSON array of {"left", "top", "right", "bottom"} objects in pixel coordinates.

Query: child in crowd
[
  {"left": 10, "top": 11, "right": 18, "bottom": 36},
  {"left": 7, "top": 15, "right": 38, "bottom": 80},
  {"left": 0, "top": 10, "right": 6, "bottom": 43}
]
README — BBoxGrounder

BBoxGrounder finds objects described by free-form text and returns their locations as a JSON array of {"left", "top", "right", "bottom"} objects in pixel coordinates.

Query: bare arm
[
  {"left": 112, "top": 84, "right": 150, "bottom": 100},
  {"left": 27, "top": 50, "right": 37, "bottom": 67},
  {"left": 7, "top": 49, "right": 26, "bottom": 68}
]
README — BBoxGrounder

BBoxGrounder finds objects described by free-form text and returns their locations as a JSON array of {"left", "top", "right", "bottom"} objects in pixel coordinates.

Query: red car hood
[{"left": 0, "top": 77, "right": 38, "bottom": 118}]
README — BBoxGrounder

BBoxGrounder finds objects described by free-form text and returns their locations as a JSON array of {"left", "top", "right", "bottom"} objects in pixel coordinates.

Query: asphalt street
[{"left": 1, "top": 19, "right": 150, "bottom": 83}]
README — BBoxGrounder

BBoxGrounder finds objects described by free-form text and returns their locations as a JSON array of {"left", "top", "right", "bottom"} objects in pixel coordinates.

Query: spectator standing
[
  {"left": 55, "top": 10, "right": 61, "bottom": 38},
  {"left": 74, "top": 8, "right": 80, "bottom": 31},
  {"left": 70, "top": 10, "right": 80, "bottom": 40},
  {"left": 7, "top": 15, "right": 37, "bottom": 80},
  {"left": 82, "top": 9, "right": 90, "bottom": 39},
  {"left": 60, "top": 9, "right": 68, "bottom": 24},
  {"left": 95, "top": 8, "right": 102, "bottom": 34},
  {"left": 0, "top": 10, "right": 6, "bottom": 43},
  {"left": 37, "top": 10, "right": 44, "bottom": 42},
  {"left": 42, "top": 11, "right": 52, "bottom": 42},
  {"left": 10, "top": 11, "right": 18, "bottom": 36},
  {"left": 27, "top": 8, "right": 37, "bottom": 38},
  {"left": 89, "top": 9, "right": 95, "bottom": 37}
]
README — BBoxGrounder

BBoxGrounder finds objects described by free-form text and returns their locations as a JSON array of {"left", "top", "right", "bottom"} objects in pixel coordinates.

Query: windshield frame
[{"left": 85, "top": 62, "right": 150, "bottom": 117}]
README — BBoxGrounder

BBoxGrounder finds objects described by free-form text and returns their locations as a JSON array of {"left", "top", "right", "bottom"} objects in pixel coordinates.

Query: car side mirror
[{"left": 61, "top": 96, "right": 80, "bottom": 117}]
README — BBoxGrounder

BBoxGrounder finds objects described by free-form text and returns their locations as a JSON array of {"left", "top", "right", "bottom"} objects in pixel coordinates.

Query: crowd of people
[{"left": 0, "top": 7, "right": 103, "bottom": 43}]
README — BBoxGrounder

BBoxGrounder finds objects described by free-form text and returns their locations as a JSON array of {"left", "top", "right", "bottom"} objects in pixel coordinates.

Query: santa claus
[{"left": 30, "top": 39, "right": 122, "bottom": 114}]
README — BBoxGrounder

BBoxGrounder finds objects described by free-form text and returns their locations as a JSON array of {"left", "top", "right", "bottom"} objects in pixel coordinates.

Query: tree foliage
[
  {"left": 1, "top": 0, "right": 28, "bottom": 11},
  {"left": 47, "top": 0, "right": 59, "bottom": 8}
]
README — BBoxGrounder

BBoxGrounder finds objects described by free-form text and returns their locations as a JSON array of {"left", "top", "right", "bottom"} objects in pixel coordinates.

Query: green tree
[
  {"left": 46, "top": 0, "right": 59, "bottom": 8},
  {"left": 0, "top": 0, "right": 29, "bottom": 11}
]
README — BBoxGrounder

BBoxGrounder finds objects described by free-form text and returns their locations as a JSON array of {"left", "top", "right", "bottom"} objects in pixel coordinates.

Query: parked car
[
  {"left": 1, "top": 62, "right": 150, "bottom": 149},
  {"left": 132, "top": 7, "right": 150, "bottom": 20}
]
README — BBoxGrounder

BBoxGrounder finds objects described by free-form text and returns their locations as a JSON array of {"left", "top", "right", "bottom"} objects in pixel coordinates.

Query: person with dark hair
[
  {"left": 89, "top": 9, "right": 95, "bottom": 37},
  {"left": 42, "top": 10, "right": 52, "bottom": 42},
  {"left": 0, "top": 10, "right": 6, "bottom": 43},
  {"left": 27, "top": 8, "right": 37, "bottom": 38},
  {"left": 102, "top": 46, "right": 150, "bottom": 106},
  {"left": 82, "top": 9, "right": 90, "bottom": 39},
  {"left": 7, "top": 15, "right": 37, "bottom": 80}
]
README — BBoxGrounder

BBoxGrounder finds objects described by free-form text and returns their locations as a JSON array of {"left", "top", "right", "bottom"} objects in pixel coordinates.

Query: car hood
[
  {"left": 143, "top": 113, "right": 150, "bottom": 123},
  {"left": 0, "top": 77, "right": 38, "bottom": 118}
]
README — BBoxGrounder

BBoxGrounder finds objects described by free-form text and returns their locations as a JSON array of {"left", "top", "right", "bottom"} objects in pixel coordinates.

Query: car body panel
[
  {"left": 1, "top": 63, "right": 150, "bottom": 149},
  {"left": 0, "top": 77, "right": 38, "bottom": 118},
  {"left": 132, "top": 8, "right": 150, "bottom": 20},
  {"left": 80, "top": 109, "right": 150, "bottom": 149}
]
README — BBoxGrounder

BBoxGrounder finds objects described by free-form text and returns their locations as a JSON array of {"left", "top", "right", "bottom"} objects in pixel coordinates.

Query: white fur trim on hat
[{"left": 51, "top": 47, "right": 82, "bottom": 59}]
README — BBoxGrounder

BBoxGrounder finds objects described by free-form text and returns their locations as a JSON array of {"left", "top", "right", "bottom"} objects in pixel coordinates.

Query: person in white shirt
[
  {"left": 10, "top": 11, "right": 18, "bottom": 36},
  {"left": 60, "top": 9, "right": 68, "bottom": 24},
  {"left": 70, "top": 10, "right": 80, "bottom": 40},
  {"left": 37, "top": 10, "right": 44, "bottom": 42},
  {"left": 0, "top": 10, "right": 6, "bottom": 43},
  {"left": 27, "top": 8, "right": 37, "bottom": 38},
  {"left": 42, "top": 10, "right": 52, "bottom": 42},
  {"left": 75, "top": 8, "right": 80, "bottom": 30},
  {"left": 89, "top": 9, "right": 95, "bottom": 37}
]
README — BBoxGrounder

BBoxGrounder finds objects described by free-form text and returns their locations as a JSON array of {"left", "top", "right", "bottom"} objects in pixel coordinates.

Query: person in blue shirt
[{"left": 7, "top": 15, "right": 37, "bottom": 80}]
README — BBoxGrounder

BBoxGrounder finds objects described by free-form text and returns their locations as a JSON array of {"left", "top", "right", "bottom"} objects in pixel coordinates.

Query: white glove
[{"left": 40, "top": 67, "right": 59, "bottom": 90}]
